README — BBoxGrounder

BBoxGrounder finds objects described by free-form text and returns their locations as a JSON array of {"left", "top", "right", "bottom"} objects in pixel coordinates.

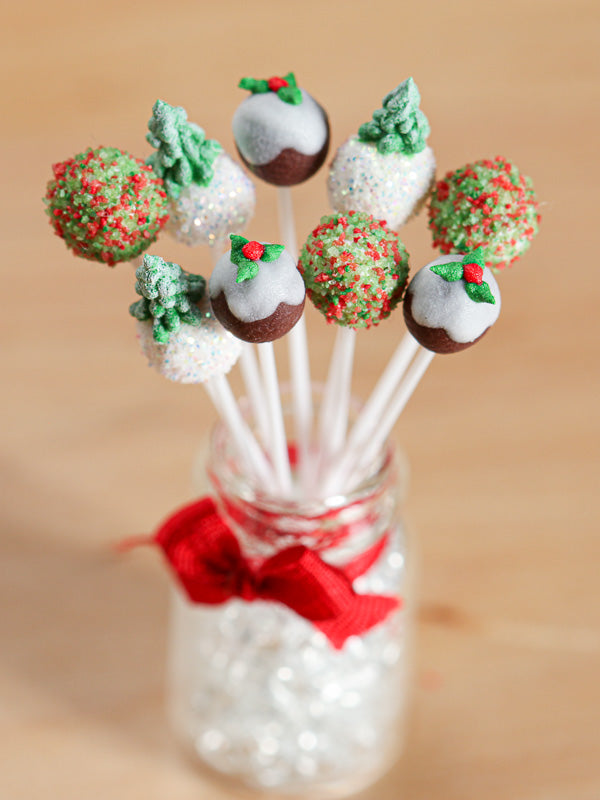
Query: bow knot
[{"left": 152, "top": 497, "right": 400, "bottom": 649}]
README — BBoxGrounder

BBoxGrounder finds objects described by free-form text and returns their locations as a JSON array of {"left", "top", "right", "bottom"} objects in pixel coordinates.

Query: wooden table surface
[{"left": 2, "top": 1, "right": 599, "bottom": 797}]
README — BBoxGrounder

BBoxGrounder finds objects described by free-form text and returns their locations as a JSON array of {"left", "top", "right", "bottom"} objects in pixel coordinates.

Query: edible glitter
[
  {"left": 167, "top": 527, "right": 408, "bottom": 791},
  {"left": 137, "top": 295, "right": 241, "bottom": 383},
  {"left": 327, "top": 137, "right": 436, "bottom": 230},
  {"left": 166, "top": 153, "right": 255, "bottom": 247}
]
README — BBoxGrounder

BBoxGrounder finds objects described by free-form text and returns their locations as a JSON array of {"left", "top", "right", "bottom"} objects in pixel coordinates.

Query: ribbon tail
[
  {"left": 315, "top": 595, "right": 402, "bottom": 649},
  {"left": 343, "top": 534, "right": 390, "bottom": 581}
]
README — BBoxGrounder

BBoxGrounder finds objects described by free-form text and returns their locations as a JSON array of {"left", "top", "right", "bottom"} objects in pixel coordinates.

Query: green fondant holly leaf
[
  {"left": 235, "top": 260, "right": 260, "bottom": 283},
  {"left": 430, "top": 262, "right": 464, "bottom": 282},
  {"left": 282, "top": 72, "right": 298, "bottom": 88},
  {"left": 461, "top": 251, "right": 486, "bottom": 269},
  {"left": 239, "top": 77, "right": 270, "bottom": 93},
  {"left": 465, "top": 281, "right": 496, "bottom": 304},
  {"left": 278, "top": 86, "right": 302, "bottom": 105},
  {"left": 260, "top": 243, "right": 285, "bottom": 262}
]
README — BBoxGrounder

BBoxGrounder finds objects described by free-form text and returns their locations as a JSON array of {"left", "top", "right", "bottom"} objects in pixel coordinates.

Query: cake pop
[
  {"left": 146, "top": 100, "right": 255, "bottom": 248},
  {"left": 403, "top": 253, "right": 501, "bottom": 354},
  {"left": 328, "top": 77, "right": 436, "bottom": 229},
  {"left": 299, "top": 212, "right": 410, "bottom": 328},
  {"left": 130, "top": 254, "right": 241, "bottom": 383},
  {"left": 232, "top": 72, "right": 330, "bottom": 186},
  {"left": 209, "top": 235, "right": 305, "bottom": 343},
  {"left": 44, "top": 146, "right": 168, "bottom": 266},
  {"left": 428, "top": 156, "right": 540, "bottom": 270}
]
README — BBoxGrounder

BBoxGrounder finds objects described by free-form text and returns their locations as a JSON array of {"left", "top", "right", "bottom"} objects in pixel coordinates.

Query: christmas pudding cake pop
[
  {"left": 403, "top": 253, "right": 501, "bottom": 354},
  {"left": 130, "top": 254, "right": 241, "bottom": 383},
  {"left": 209, "top": 235, "right": 305, "bottom": 343},
  {"left": 328, "top": 77, "right": 436, "bottom": 230},
  {"left": 428, "top": 156, "right": 540, "bottom": 270},
  {"left": 232, "top": 72, "right": 330, "bottom": 186},
  {"left": 299, "top": 212, "right": 410, "bottom": 328},
  {"left": 44, "top": 146, "right": 168, "bottom": 266},
  {"left": 146, "top": 100, "right": 255, "bottom": 248}
]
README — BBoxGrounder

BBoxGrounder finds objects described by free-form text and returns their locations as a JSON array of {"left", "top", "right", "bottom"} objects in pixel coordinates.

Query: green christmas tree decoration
[
  {"left": 358, "top": 77, "right": 430, "bottom": 156},
  {"left": 430, "top": 252, "right": 496, "bottom": 304},
  {"left": 238, "top": 72, "right": 302, "bottom": 105},
  {"left": 146, "top": 100, "right": 223, "bottom": 199},
  {"left": 229, "top": 234, "right": 285, "bottom": 283},
  {"left": 129, "top": 254, "right": 207, "bottom": 343}
]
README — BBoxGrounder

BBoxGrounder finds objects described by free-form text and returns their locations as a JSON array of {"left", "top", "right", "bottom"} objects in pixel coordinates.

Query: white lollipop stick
[
  {"left": 205, "top": 373, "right": 273, "bottom": 487},
  {"left": 239, "top": 343, "right": 271, "bottom": 447},
  {"left": 325, "top": 333, "right": 419, "bottom": 491},
  {"left": 347, "top": 346, "right": 435, "bottom": 488},
  {"left": 277, "top": 187, "right": 313, "bottom": 494},
  {"left": 258, "top": 341, "right": 293, "bottom": 495},
  {"left": 317, "top": 327, "right": 356, "bottom": 475}
]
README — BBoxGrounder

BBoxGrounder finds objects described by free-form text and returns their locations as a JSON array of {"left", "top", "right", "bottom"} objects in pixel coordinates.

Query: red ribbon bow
[{"left": 153, "top": 497, "right": 400, "bottom": 649}]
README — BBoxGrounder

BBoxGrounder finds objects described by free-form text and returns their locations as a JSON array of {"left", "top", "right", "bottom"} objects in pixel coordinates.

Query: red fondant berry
[
  {"left": 268, "top": 76, "right": 288, "bottom": 92},
  {"left": 242, "top": 240, "right": 265, "bottom": 261},
  {"left": 463, "top": 262, "right": 484, "bottom": 285}
]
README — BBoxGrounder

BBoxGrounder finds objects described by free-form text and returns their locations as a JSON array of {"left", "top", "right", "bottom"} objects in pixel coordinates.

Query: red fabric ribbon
[{"left": 153, "top": 497, "right": 401, "bottom": 649}]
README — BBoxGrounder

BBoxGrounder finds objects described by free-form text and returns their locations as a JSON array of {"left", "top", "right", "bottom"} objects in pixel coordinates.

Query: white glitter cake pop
[
  {"left": 130, "top": 255, "right": 241, "bottom": 383},
  {"left": 147, "top": 100, "right": 255, "bottom": 248},
  {"left": 328, "top": 78, "right": 435, "bottom": 229},
  {"left": 137, "top": 295, "right": 241, "bottom": 383}
]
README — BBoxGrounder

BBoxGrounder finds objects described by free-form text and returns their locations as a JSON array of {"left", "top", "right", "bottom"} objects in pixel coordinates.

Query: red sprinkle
[
  {"left": 268, "top": 76, "right": 288, "bottom": 92},
  {"left": 463, "top": 262, "right": 484, "bottom": 285},
  {"left": 242, "top": 240, "right": 265, "bottom": 261}
]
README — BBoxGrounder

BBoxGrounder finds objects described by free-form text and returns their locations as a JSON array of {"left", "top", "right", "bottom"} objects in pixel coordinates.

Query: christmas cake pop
[
  {"left": 328, "top": 77, "right": 436, "bottom": 229},
  {"left": 130, "top": 254, "right": 241, "bottom": 383},
  {"left": 428, "top": 156, "right": 540, "bottom": 270},
  {"left": 299, "top": 212, "right": 410, "bottom": 328},
  {"left": 232, "top": 72, "right": 330, "bottom": 186},
  {"left": 44, "top": 146, "right": 168, "bottom": 266},
  {"left": 209, "top": 235, "right": 305, "bottom": 343},
  {"left": 403, "top": 253, "right": 501, "bottom": 354},
  {"left": 146, "top": 100, "right": 255, "bottom": 248}
]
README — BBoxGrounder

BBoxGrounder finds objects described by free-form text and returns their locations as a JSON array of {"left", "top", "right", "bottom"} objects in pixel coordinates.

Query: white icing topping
[
  {"left": 408, "top": 255, "right": 501, "bottom": 343},
  {"left": 209, "top": 245, "right": 305, "bottom": 323},
  {"left": 232, "top": 89, "right": 328, "bottom": 165},
  {"left": 327, "top": 137, "right": 436, "bottom": 229}
]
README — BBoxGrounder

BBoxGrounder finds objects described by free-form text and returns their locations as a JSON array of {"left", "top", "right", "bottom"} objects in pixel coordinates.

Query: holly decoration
[
  {"left": 358, "top": 77, "right": 430, "bottom": 156},
  {"left": 238, "top": 72, "right": 302, "bottom": 105},
  {"left": 229, "top": 234, "right": 285, "bottom": 283},
  {"left": 146, "top": 100, "right": 223, "bottom": 199},
  {"left": 430, "top": 253, "right": 496, "bottom": 304},
  {"left": 129, "top": 254, "right": 206, "bottom": 343}
]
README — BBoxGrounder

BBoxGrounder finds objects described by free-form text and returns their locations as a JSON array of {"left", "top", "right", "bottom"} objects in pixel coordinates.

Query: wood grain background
[{"left": 1, "top": 1, "right": 599, "bottom": 797}]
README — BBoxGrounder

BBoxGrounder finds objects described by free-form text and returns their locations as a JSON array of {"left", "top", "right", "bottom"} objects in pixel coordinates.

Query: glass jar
[{"left": 166, "top": 407, "right": 414, "bottom": 797}]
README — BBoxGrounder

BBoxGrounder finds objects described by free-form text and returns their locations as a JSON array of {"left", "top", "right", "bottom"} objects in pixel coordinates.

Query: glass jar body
[{"left": 166, "top": 421, "right": 414, "bottom": 797}]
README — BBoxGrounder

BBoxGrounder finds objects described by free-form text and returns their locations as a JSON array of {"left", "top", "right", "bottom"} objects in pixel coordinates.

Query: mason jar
[{"left": 165, "top": 404, "right": 415, "bottom": 797}]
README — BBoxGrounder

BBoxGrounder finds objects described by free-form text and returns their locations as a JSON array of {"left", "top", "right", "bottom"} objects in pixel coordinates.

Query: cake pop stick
[
  {"left": 277, "top": 186, "right": 313, "bottom": 493},
  {"left": 208, "top": 236, "right": 306, "bottom": 495},
  {"left": 44, "top": 146, "right": 168, "bottom": 266},
  {"left": 317, "top": 327, "right": 356, "bottom": 474},
  {"left": 239, "top": 343, "right": 271, "bottom": 449},
  {"left": 130, "top": 254, "right": 273, "bottom": 486},
  {"left": 147, "top": 100, "right": 255, "bottom": 248},
  {"left": 326, "top": 253, "right": 502, "bottom": 492}
]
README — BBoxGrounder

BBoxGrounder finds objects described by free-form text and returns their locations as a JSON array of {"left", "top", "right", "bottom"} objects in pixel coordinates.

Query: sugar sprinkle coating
[
  {"left": 299, "top": 212, "right": 409, "bottom": 329},
  {"left": 44, "top": 146, "right": 168, "bottom": 266},
  {"left": 428, "top": 156, "right": 540, "bottom": 270},
  {"left": 137, "top": 294, "right": 241, "bottom": 384}
]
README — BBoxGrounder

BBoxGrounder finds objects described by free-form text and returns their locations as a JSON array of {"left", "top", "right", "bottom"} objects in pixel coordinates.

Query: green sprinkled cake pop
[
  {"left": 299, "top": 212, "right": 409, "bottom": 329},
  {"left": 428, "top": 156, "right": 540, "bottom": 270},
  {"left": 44, "top": 146, "right": 169, "bottom": 266}
]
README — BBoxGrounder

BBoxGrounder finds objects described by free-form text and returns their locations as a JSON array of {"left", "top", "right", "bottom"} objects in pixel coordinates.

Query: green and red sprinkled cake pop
[
  {"left": 299, "top": 212, "right": 409, "bottom": 328},
  {"left": 428, "top": 156, "right": 540, "bottom": 270},
  {"left": 44, "top": 146, "right": 169, "bottom": 266}
]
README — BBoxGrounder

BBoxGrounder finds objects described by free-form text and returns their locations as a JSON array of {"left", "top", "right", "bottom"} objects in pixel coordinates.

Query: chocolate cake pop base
[
  {"left": 403, "top": 292, "right": 488, "bottom": 354},
  {"left": 237, "top": 136, "right": 330, "bottom": 187},
  {"left": 211, "top": 292, "right": 305, "bottom": 344}
]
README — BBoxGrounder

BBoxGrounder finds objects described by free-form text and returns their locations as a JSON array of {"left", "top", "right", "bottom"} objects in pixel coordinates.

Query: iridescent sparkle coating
[
  {"left": 137, "top": 295, "right": 241, "bottom": 383},
  {"left": 327, "top": 137, "right": 436, "bottom": 230},
  {"left": 166, "top": 153, "right": 255, "bottom": 247}
]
